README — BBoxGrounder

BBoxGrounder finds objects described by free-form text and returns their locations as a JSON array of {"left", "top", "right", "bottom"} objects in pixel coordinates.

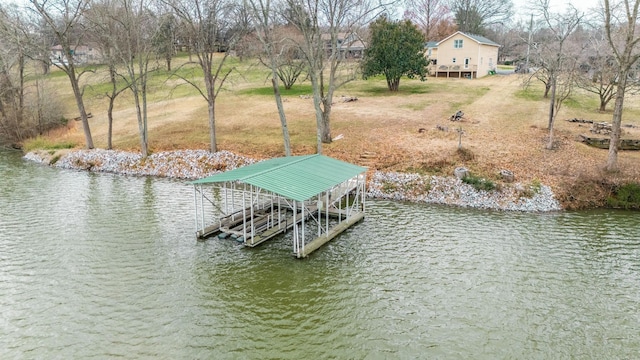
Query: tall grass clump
[
  {"left": 607, "top": 183, "right": 640, "bottom": 210},
  {"left": 23, "top": 136, "right": 76, "bottom": 152},
  {"left": 462, "top": 174, "right": 496, "bottom": 191}
]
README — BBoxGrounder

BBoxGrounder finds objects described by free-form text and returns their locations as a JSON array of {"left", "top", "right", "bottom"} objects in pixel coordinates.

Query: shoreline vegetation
[{"left": 24, "top": 148, "right": 562, "bottom": 212}]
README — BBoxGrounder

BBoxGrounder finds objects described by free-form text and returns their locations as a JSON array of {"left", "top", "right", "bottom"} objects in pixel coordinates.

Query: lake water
[{"left": 1, "top": 150, "right": 639, "bottom": 358}]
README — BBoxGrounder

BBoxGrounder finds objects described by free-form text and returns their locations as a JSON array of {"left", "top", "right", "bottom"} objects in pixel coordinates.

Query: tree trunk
[
  {"left": 203, "top": 68, "right": 218, "bottom": 153},
  {"left": 107, "top": 65, "right": 117, "bottom": 150},
  {"left": 208, "top": 101, "right": 217, "bottom": 153},
  {"left": 321, "top": 97, "right": 332, "bottom": 144},
  {"left": 311, "top": 84, "right": 323, "bottom": 154},
  {"left": 107, "top": 100, "right": 114, "bottom": 150},
  {"left": 271, "top": 77, "right": 291, "bottom": 156},
  {"left": 142, "top": 79, "right": 148, "bottom": 157},
  {"left": 543, "top": 82, "right": 551, "bottom": 98},
  {"left": 306, "top": 69, "right": 324, "bottom": 154},
  {"left": 41, "top": 61, "right": 49, "bottom": 75},
  {"left": 69, "top": 70, "right": 94, "bottom": 149},
  {"left": 546, "top": 77, "right": 557, "bottom": 149},
  {"left": 133, "top": 90, "right": 148, "bottom": 158},
  {"left": 606, "top": 75, "right": 627, "bottom": 172},
  {"left": 18, "top": 54, "right": 24, "bottom": 114},
  {"left": 36, "top": 78, "right": 42, "bottom": 135},
  {"left": 388, "top": 77, "right": 400, "bottom": 91}
]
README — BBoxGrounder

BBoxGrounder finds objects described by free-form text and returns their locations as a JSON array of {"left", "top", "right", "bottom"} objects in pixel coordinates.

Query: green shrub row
[{"left": 607, "top": 183, "right": 640, "bottom": 210}]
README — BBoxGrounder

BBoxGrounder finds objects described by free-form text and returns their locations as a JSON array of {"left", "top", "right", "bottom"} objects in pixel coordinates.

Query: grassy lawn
[{"left": 23, "top": 54, "right": 640, "bottom": 208}]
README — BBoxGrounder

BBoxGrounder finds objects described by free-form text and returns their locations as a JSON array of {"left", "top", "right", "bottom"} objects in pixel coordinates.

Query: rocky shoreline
[{"left": 24, "top": 149, "right": 562, "bottom": 212}]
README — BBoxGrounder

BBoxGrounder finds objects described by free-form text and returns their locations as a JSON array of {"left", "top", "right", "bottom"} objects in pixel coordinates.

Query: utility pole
[{"left": 525, "top": 14, "right": 533, "bottom": 73}]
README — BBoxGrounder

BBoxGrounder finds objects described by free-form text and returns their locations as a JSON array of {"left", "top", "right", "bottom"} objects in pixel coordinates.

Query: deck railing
[{"left": 430, "top": 64, "right": 479, "bottom": 78}]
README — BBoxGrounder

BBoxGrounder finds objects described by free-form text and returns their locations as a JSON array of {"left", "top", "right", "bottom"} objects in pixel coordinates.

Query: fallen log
[{"left": 579, "top": 134, "right": 640, "bottom": 150}]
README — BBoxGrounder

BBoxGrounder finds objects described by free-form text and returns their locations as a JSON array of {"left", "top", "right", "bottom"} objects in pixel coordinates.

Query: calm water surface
[{"left": 1, "top": 150, "right": 639, "bottom": 359}]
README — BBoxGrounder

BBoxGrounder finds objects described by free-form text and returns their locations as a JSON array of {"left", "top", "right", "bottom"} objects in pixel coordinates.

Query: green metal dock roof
[{"left": 191, "top": 154, "right": 367, "bottom": 202}]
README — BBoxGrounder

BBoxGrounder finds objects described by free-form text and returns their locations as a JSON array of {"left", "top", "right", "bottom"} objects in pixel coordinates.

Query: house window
[
  {"left": 454, "top": 39, "right": 463, "bottom": 49},
  {"left": 452, "top": 58, "right": 456, "bottom": 63}
]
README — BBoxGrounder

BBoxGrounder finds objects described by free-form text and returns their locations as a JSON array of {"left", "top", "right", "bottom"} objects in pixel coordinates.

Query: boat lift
[{"left": 191, "top": 155, "right": 367, "bottom": 258}]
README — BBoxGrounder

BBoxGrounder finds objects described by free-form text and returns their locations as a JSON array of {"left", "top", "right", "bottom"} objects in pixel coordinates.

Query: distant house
[
  {"left": 428, "top": 31, "right": 500, "bottom": 79},
  {"left": 322, "top": 32, "right": 366, "bottom": 59},
  {"left": 50, "top": 44, "right": 102, "bottom": 65}
]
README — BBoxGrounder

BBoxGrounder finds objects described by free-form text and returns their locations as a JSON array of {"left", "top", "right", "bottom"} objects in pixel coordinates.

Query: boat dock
[{"left": 191, "top": 155, "right": 367, "bottom": 258}]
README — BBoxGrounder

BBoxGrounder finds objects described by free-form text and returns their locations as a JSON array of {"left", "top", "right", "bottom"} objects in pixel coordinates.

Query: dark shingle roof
[
  {"left": 437, "top": 31, "right": 501, "bottom": 47},
  {"left": 425, "top": 41, "right": 439, "bottom": 48},
  {"left": 464, "top": 33, "right": 500, "bottom": 46}
]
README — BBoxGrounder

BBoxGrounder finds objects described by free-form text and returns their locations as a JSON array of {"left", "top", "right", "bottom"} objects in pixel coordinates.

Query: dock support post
[
  {"left": 362, "top": 174, "right": 366, "bottom": 213},
  {"left": 223, "top": 182, "right": 227, "bottom": 216},
  {"left": 318, "top": 194, "right": 321, "bottom": 237},
  {"left": 325, "top": 191, "right": 329, "bottom": 234},
  {"left": 293, "top": 201, "right": 298, "bottom": 256},
  {"left": 242, "top": 189, "right": 247, "bottom": 243},
  {"left": 346, "top": 191, "right": 350, "bottom": 218},
  {"left": 231, "top": 182, "right": 236, "bottom": 221},
  {"left": 200, "top": 185, "right": 205, "bottom": 234},
  {"left": 193, "top": 186, "right": 198, "bottom": 235},
  {"left": 301, "top": 203, "right": 305, "bottom": 256},
  {"left": 338, "top": 191, "right": 342, "bottom": 224},
  {"left": 250, "top": 185, "right": 255, "bottom": 242}
]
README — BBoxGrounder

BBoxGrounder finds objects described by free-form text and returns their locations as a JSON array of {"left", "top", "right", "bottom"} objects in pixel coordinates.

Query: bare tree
[
  {"left": 546, "top": 65, "right": 580, "bottom": 149},
  {"left": 164, "top": 0, "right": 241, "bottom": 153},
  {"left": 32, "top": 77, "right": 66, "bottom": 135},
  {"left": 575, "top": 28, "right": 619, "bottom": 112},
  {"left": 485, "top": 22, "right": 527, "bottom": 64},
  {"left": 404, "top": 0, "right": 452, "bottom": 41},
  {"left": 284, "top": 0, "right": 384, "bottom": 154},
  {"left": 29, "top": 0, "right": 95, "bottom": 149},
  {"left": 529, "top": 1, "right": 584, "bottom": 149},
  {"left": 86, "top": 0, "right": 132, "bottom": 150},
  {"left": 245, "top": 0, "right": 292, "bottom": 156},
  {"left": 0, "top": 4, "right": 66, "bottom": 145},
  {"left": 0, "top": 4, "right": 28, "bottom": 142},
  {"left": 153, "top": 12, "right": 177, "bottom": 71},
  {"left": 266, "top": 26, "right": 307, "bottom": 90},
  {"left": 603, "top": 0, "right": 640, "bottom": 171},
  {"left": 449, "top": 0, "right": 514, "bottom": 36},
  {"left": 109, "top": 0, "right": 159, "bottom": 157},
  {"left": 526, "top": 64, "right": 553, "bottom": 97}
]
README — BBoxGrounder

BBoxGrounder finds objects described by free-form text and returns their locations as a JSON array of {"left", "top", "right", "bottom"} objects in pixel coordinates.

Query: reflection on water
[{"left": 1, "top": 151, "right": 639, "bottom": 358}]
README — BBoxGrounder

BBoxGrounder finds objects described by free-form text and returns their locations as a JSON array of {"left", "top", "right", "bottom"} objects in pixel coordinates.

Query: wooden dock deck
[
  {"left": 196, "top": 211, "right": 248, "bottom": 240},
  {"left": 196, "top": 201, "right": 367, "bottom": 254},
  {"left": 298, "top": 212, "right": 364, "bottom": 258},
  {"left": 197, "top": 204, "right": 310, "bottom": 247}
]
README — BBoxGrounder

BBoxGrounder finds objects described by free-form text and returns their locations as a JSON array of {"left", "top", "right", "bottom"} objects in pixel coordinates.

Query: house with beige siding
[
  {"left": 50, "top": 44, "right": 103, "bottom": 65},
  {"left": 428, "top": 32, "right": 500, "bottom": 79}
]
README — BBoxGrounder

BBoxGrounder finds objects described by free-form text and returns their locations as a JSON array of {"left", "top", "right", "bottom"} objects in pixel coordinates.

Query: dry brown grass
[{"left": 33, "top": 69, "right": 640, "bottom": 209}]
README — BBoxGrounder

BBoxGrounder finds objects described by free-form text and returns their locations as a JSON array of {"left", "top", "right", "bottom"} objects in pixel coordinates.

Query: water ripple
[{"left": 1, "top": 151, "right": 640, "bottom": 358}]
